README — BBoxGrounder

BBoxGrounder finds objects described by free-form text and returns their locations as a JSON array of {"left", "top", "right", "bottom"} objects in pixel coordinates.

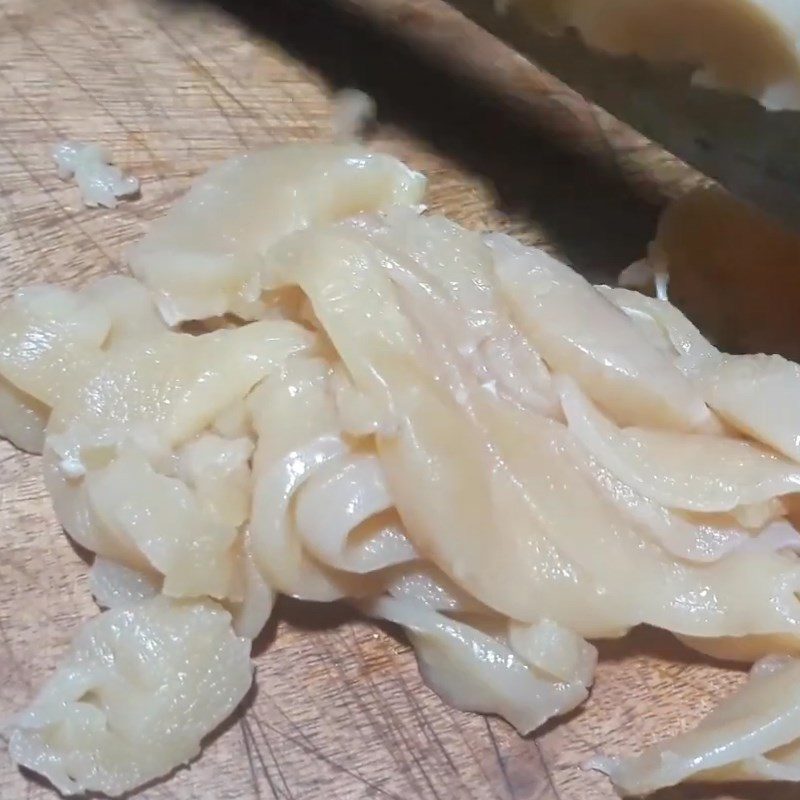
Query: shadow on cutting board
[{"left": 168, "top": 0, "right": 664, "bottom": 283}]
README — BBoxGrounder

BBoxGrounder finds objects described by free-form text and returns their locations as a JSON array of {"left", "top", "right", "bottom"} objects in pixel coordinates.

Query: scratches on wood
[
  {"left": 145, "top": 21, "right": 249, "bottom": 148},
  {"left": 484, "top": 718, "right": 516, "bottom": 800},
  {"left": 358, "top": 648, "right": 446, "bottom": 800},
  {"left": 261, "top": 699, "right": 405, "bottom": 800},
  {"left": 252, "top": 713, "right": 296, "bottom": 800},
  {"left": 241, "top": 716, "right": 283, "bottom": 800},
  {"left": 532, "top": 737, "right": 563, "bottom": 800},
  {"left": 239, "top": 719, "right": 265, "bottom": 800}
]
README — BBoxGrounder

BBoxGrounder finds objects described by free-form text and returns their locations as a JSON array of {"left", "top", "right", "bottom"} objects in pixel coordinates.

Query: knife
[{"left": 442, "top": 0, "right": 800, "bottom": 233}]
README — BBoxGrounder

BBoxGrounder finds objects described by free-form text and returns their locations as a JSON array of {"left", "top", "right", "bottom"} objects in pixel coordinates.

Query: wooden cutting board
[{"left": 0, "top": 1, "right": 783, "bottom": 798}]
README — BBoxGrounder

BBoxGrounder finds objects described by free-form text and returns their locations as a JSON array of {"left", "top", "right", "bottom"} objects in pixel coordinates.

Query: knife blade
[{"left": 446, "top": 0, "right": 800, "bottom": 234}]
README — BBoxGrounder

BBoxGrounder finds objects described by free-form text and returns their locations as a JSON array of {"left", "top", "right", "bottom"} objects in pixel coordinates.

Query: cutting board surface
[{"left": 0, "top": 0, "right": 782, "bottom": 798}]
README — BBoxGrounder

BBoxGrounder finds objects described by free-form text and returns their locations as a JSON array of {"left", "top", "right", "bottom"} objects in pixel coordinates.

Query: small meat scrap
[{"left": 53, "top": 140, "right": 140, "bottom": 208}]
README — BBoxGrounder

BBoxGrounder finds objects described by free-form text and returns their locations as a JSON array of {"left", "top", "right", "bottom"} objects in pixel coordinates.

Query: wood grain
[{"left": 0, "top": 1, "right": 786, "bottom": 799}]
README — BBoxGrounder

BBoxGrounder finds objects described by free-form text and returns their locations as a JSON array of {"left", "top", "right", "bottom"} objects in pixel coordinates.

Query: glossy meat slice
[
  {"left": 592, "top": 657, "right": 800, "bottom": 794},
  {"left": 597, "top": 285, "right": 719, "bottom": 374},
  {"left": 0, "top": 285, "right": 109, "bottom": 412},
  {"left": 248, "top": 357, "right": 398, "bottom": 601},
  {"left": 0, "top": 278, "right": 168, "bottom": 452},
  {"left": 42, "top": 319, "right": 310, "bottom": 598},
  {"left": 84, "top": 447, "right": 238, "bottom": 598},
  {"left": 48, "top": 318, "right": 311, "bottom": 447},
  {"left": 261, "top": 217, "right": 800, "bottom": 639},
  {"left": 364, "top": 595, "right": 590, "bottom": 734},
  {"left": 381, "top": 384, "right": 800, "bottom": 637},
  {"left": 88, "top": 557, "right": 160, "bottom": 609},
  {"left": 127, "top": 143, "right": 426, "bottom": 323},
  {"left": 486, "top": 233, "right": 712, "bottom": 431},
  {"left": 359, "top": 210, "right": 558, "bottom": 416},
  {"left": 6, "top": 596, "right": 252, "bottom": 797},
  {"left": 557, "top": 374, "right": 800, "bottom": 512},
  {"left": 0, "top": 378, "right": 48, "bottom": 453},
  {"left": 698, "top": 354, "right": 800, "bottom": 464},
  {"left": 507, "top": 618, "right": 597, "bottom": 686}
]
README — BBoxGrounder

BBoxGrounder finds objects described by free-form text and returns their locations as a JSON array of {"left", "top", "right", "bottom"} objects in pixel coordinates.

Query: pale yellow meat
[
  {"left": 485, "top": 233, "right": 713, "bottom": 431},
  {"left": 592, "top": 657, "right": 800, "bottom": 794},
  {"left": 697, "top": 354, "right": 800, "bottom": 464},
  {"left": 40, "top": 320, "right": 310, "bottom": 599},
  {"left": 85, "top": 448, "right": 238, "bottom": 598},
  {"left": 383, "top": 562, "right": 491, "bottom": 613},
  {"left": 568, "top": 442, "right": 762, "bottom": 563},
  {"left": 48, "top": 319, "right": 311, "bottom": 446},
  {"left": 88, "top": 557, "right": 160, "bottom": 609},
  {"left": 507, "top": 618, "right": 597, "bottom": 685},
  {"left": 381, "top": 382, "right": 800, "bottom": 636},
  {"left": 260, "top": 216, "right": 800, "bottom": 639},
  {"left": 0, "top": 285, "right": 109, "bottom": 409},
  {"left": 598, "top": 285, "right": 719, "bottom": 374},
  {"left": 677, "top": 632, "right": 800, "bottom": 663},
  {"left": 602, "top": 286, "right": 800, "bottom": 467},
  {"left": 363, "top": 595, "right": 591, "bottom": 735},
  {"left": 175, "top": 433, "right": 253, "bottom": 529},
  {"left": 8, "top": 142, "right": 800, "bottom": 799},
  {"left": 0, "top": 278, "right": 169, "bottom": 453},
  {"left": 294, "top": 453, "right": 417, "bottom": 573},
  {"left": 5, "top": 597, "right": 252, "bottom": 797},
  {"left": 81, "top": 274, "right": 166, "bottom": 343},
  {"left": 127, "top": 143, "right": 426, "bottom": 323},
  {"left": 558, "top": 374, "right": 800, "bottom": 512},
  {"left": 224, "top": 532, "right": 275, "bottom": 640},
  {"left": 0, "top": 377, "right": 48, "bottom": 453},
  {"left": 248, "top": 356, "right": 399, "bottom": 600}
]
